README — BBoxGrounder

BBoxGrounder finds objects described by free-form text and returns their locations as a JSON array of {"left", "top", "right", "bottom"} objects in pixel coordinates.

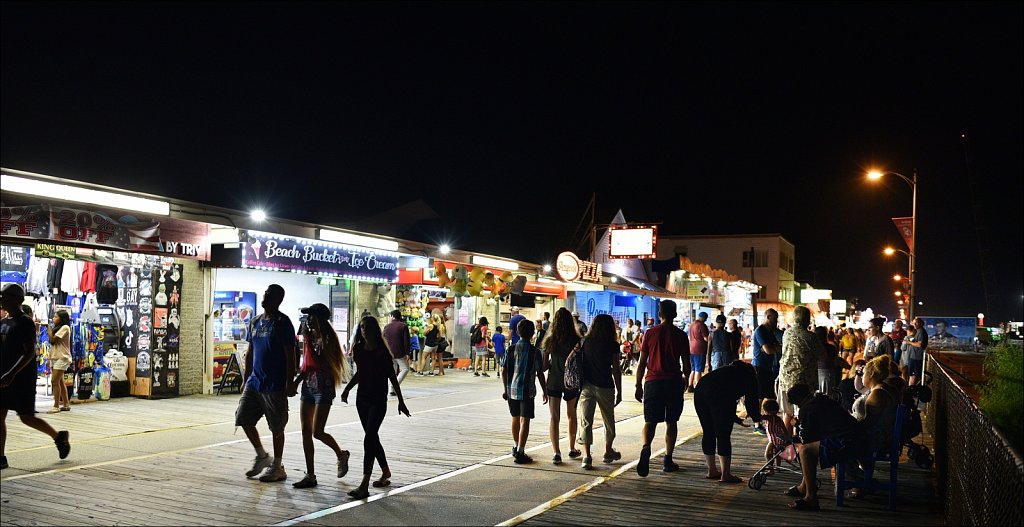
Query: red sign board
[{"left": 892, "top": 217, "right": 913, "bottom": 252}]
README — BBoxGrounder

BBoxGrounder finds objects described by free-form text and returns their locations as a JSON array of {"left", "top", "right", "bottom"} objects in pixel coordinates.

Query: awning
[{"left": 611, "top": 275, "right": 674, "bottom": 295}]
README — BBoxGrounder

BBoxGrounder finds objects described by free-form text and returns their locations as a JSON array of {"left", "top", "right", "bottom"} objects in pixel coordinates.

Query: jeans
[{"left": 576, "top": 382, "right": 616, "bottom": 447}]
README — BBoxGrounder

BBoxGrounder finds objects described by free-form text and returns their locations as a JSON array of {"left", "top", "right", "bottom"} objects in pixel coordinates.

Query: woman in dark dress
[{"left": 341, "top": 317, "right": 411, "bottom": 499}]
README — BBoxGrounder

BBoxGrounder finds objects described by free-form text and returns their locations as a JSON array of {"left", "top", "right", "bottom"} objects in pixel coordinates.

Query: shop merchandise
[
  {"left": 95, "top": 264, "right": 119, "bottom": 303},
  {"left": 60, "top": 259, "right": 84, "bottom": 295},
  {"left": 155, "top": 284, "right": 168, "bottom": 306},
  {"left": 79, "top": 261, "right": 97, "bottom": 293},
  {"left": 46, "top": 257, "right": 64, "bottom": 291},
  {"left": 25, "top": 256, "right": 50, "bottom": 294}
]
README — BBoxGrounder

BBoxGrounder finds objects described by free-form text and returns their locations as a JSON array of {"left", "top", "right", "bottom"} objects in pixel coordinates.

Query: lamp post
[
  {"left": 870, "top": 169, "right": 918, "bottom": 321},
  {"left": 883, "top": 246, "right": 913, "bottom": 320}
]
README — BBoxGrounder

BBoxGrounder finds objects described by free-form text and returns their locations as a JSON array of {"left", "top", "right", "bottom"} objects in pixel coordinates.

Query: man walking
[
  {"left": 1, "top": 284, "right": 71, "bottom": 470},
  {"left": 383, "top": 309, "right": 412, "bottom": 393},
  {"left": 687, "top": 312, "right": 710, "bottom": 391},
  {"left": 509, "top": 307, "right": 527, "bottom": 347},
  {"left": 776, "top": 306, "right": 823, "bottom": 435},
  {"left": 634, "top": 300, "right": 690, "bottom": 477},
  {"left": 236, "top": 284, "right": 297, "bottom": 482},
  {"left": 750, "top": 308, "right": 782, "bottom": 435}
]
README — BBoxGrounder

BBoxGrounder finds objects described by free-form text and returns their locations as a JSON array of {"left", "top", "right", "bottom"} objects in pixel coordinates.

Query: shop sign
[
  {"left": 1, "top": 245, "right": 30, "bottom": 283},
  {"left": 33, "top": 243, "right": 78, "bottom": 259},
  {"left": 685, "top": 280, "right": 711, "bottom": 301},
  {"left": 243, "top": 231, "right": 399, "bottom": 283},
  {"left": 555, "top": 251, "right": 602, "bottom": 283},
  {"left": 0, "top": 204, "right": 210, "bottom": 260},
  {"left": 608, "top": 225, "right": 657, "bottom": 259}
]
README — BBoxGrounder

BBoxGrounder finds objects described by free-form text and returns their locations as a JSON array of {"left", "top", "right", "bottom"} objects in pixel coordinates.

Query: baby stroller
[
  {"left": 901, "top": 372, "right": 934, "bottom": 468},
  {"left": 749, "top": 419, "right": 820, "bottom": 491}
]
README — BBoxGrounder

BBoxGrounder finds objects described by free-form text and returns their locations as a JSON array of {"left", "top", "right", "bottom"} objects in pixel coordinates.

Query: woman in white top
[{"left": 49, "top": 310, "right": 73, "bottom": 413}]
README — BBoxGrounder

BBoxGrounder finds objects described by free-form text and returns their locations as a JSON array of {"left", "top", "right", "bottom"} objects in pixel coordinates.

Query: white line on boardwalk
[
  {"left": 495, "top": 430, "right": 703, "bottom": 527},
  {"left": 1, "top": 398, "right": 497, "bottom": 482},
  {"left": 272, "top": 414, "right": 650, "bottom": 527}
]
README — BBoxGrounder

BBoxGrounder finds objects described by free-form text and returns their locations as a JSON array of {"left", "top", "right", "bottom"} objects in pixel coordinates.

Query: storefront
[
  {"left": 1, "top": 202, "right": 211, "bottom": 400},
  {"left": 205, "top": 230, "right": 401, "bottom": 393}
]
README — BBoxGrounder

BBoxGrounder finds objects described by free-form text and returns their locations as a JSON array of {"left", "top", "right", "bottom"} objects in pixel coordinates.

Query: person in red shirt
[
  {"left": 634, "top": 300, "right": 691, "bottom": 477},
  {"left": 688, "top": 312, "right": 710, "bottom": 391}
]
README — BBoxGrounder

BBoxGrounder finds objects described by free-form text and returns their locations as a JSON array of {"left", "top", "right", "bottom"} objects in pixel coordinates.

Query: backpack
[
  {"left": 563, "top": 338, "right": 585, "bottom": 391},
  {"left": 470, "top": 324, "right": 484, "bottom": 345}
]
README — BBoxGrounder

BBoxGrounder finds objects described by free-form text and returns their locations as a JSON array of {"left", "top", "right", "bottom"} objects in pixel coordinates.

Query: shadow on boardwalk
[{"left": 521, "top": 428, "right": 943, "bottom": 526}]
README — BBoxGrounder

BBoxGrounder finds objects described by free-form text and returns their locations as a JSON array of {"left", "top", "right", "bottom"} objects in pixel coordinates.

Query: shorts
[
  {"left": 755, "top": 367, "right": 776, "bottom": 400},
  {"left": 300, "top": 370, "right": 336, "bottom": 406},
  {"left": 545, "top": 385, "right": 580, "bottom": 401},
  {"left": 0, "top": 377, "right": 36, "bottom": 416},
  {"left": 776, "top": 382, "right": 796, "bottom": 416},
  {"left": 690, "top": 354, "right": 706, "bottom": 373},
  {"left": 907, "top": 358, "right": 923, "bottom": 377},
  {"left": 235, "top": 386, "right": 289, "bottom": 433},
  {"left": 508, "top": 397, "right": 535, "bottom": 419},
  {"left": 52, "top": 358, "right": 72, "bottom": 371},
  {"left": 643, "top": 377, "right": 684, "bottom": 424}
]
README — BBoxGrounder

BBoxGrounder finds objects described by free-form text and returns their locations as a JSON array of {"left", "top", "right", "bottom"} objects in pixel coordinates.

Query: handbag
[{"left": 563, "top": 338, "right": 585, "bottom": 391}]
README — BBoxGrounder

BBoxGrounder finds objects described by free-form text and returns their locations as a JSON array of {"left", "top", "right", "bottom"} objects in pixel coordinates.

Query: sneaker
[
  {"left": 55, "top": 431, "right": 71, "bottom": 460},
  {"left": 752, "top": 425, "right": 767, "bottom": 436},
  {"left": 602, "top": 450, "right": 622, "bottom": 463},
  {"left": 47, "top": 407, "right": 61, "bottom": 414},
  {"left": 474, "top": 371, "right": 480, "bottom": 377},
  {"left": 511, "top": 445, "right": 519, "bottom": 457},
  {"left": 552, "top": 453, "right": 562, "bottom": 465},
  {"left": 663, "top": 458, "right": 680, "bottom": 473},
  {"left": 292, "top": 473, "right": 317, "bottom": 488},
  {"left": 482, "top": 372, "right": 490, "bottom": 377},
  {"left": 513, "top": 451, "right": 533, "bottom": 464},
  {"left": 338, "top": 450, "right": 350, "bottom": 478},
  {"left": 258, "top": 464, "right": 287, "bottom": 482},
  {"left": 568, "top": 449, "right": 581, "bottom": 459},
  {"left": 245, "top": 454, "right": 272, "bottom": 478},
  {"left": 0, "top": 455, "right": 8, "bottom": 470},
  {"left": 637, "top": 445, "right": 651, "bottom": 477},
  {"left": 582, "top": 456, "right": 593, "bottom": 470},
  {"left": 61, "top": 406, "right": 70, "bottom": 412}
]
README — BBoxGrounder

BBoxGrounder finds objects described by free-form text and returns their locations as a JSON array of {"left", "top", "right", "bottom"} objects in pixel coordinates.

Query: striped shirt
[{"left": 505, "top": 340, "right": 542, "bottom": 401}]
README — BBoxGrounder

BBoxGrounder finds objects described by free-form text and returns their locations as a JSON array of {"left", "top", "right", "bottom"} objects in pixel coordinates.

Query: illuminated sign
[
  {"left": 243, "top": 231, "right": 398, "bottom": 283},
  {"left": 830, "top": 299, "right": 847, "bottom": 313},
  {"left": 608, "top": 225, "right": 657, "bottom": 259},
  {"left": 800, "top": 288, "right": 832, "bottom": 303},
  {"left": 317, "top": 277, "right": 339, "bottom": 286},
  {"left": 555, "top": 251, "right": 602, "bottom": 283}
]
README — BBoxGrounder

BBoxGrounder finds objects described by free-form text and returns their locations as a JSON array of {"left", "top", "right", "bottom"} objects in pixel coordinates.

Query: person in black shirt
[
  {"left": 1, "top": 284, "right": 71, "bottom": 470},
  {"left": 693, "top": 360, "right": 761, "bottom": 483},
  {"left": 785, "top": 383, "right": 863, "bottom": 511}
]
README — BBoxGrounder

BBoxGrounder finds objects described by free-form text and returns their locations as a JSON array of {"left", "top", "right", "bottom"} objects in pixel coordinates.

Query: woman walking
[
  {"left": 576, "top": 314, "right": 622, "bottom": 469},
  {"left": 292, "top": 304, "right": 352, "bottom": 489},
  {"left": 48, "top": 310, "right": 72, "bottom": 413},
  {"left": 541, "top": 307, "right": 582, "bottom": 464},
  {"left": 341, "top": 316, "right": 411, "bottom": 499}
]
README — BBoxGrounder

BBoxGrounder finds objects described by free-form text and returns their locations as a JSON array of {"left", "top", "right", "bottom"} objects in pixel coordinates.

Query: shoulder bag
[{"left": 564, "top": 338, "right": 585, "bottom": 391}]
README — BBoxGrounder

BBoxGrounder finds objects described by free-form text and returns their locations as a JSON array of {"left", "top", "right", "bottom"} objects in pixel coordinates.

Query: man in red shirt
[
  {"left": 688, "top": 312, "right": 710, "bottom": 392},
  {"left": 634, "top": 300, "right": 691, "bottom": 477}
]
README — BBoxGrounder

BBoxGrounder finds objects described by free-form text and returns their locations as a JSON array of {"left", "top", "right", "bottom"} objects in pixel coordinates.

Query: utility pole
[
  {"left": 749, "top": 246, "right": 758, "bottom": 327},
  {"left": 589, "top": 191, "right": 596, "bottom": 261}
]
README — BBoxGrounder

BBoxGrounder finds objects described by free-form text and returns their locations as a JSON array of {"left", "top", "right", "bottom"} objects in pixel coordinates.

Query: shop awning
[{"left": 613, "top": 275, "right": 674, "bottom": 295}]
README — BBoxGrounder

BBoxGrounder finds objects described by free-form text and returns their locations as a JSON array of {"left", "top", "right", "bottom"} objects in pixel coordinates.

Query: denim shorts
[
  {"left": 300, "top": 370, "right": 337, "bottom": 406},
  {"left": 690, "top": 354, "right": 706, "bottom": 373}
]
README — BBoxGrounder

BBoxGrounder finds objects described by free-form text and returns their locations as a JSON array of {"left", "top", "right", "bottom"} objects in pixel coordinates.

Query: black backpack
[{"left": 470, "top": 325, "right": 484, "bottom": 345}]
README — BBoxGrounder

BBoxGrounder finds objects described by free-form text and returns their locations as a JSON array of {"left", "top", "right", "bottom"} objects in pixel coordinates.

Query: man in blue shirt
[
  {"left": 235, "top": 284, "right": 297, "bottom": 483},
  {"left": 751, "top": 308, "right": 782, "bottom": 435},
  {"left": 509, "top": 307, "right": 527, "bottom": 346}
]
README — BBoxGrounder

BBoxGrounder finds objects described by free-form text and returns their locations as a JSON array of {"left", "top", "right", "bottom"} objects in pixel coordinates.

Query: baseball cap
[
  {"left": 300, "top": 303, "right": 331, "bottom": 319},
  {"left": 572, "top": 311, "right": 580, "bottom": 317},
  {"left": 698, "top": 311, "right": 708, "bottom": 320},
  {"left": 511, "top": 306, "right": 520, "bottom": 312},
  {"left": 715, "top": 314, "right": 727, "bottom": 324}
]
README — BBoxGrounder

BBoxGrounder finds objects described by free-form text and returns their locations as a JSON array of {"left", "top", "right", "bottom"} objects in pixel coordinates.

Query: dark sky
[{"left": 3, "top": 1, "right": 1022, "bottom": 321}]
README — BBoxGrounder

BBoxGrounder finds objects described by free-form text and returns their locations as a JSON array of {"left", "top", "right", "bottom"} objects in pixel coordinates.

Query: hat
[
  {"left": 511, "top": 306, "right": 520, "bottom": 312},
  {"left": 572, "top": 311, "right": 580, "bottom": 317},
  {"left": 870, "top": 316, "right": 887, "bottom": 327},
  {"left": 698, "top": 311, "right": 708, "bottom": 320},
  {"left": 715, "top": 314, "right": 727, "bottom": 324},
  {"left": 301, "top": 303, "right": 331, "bottom": 319}
]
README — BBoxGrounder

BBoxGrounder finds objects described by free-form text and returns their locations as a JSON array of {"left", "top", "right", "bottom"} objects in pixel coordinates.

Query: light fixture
[
  {"left": 318, "top": 229, "right": 399, "bottom": 251},
  {"left": 918, "top": 301, "right": 924, "bottom": 306},
  {"left": 471, "top": 255, "right": 518, "bottom": 271},
  {"left": 883, "top": 247, "right": 895, "bottom": 255},
  {"left": 543, "top": 264, "right": 552, "bottom": 273},
  {"left": 893, "top": 274, "right": 902, "bottom": 281},
  {"left": 894, "top": 291, "right": 902, "bottom": 296},
  {"left": 610, "top": 276, "right": 618, "bottom": 283},
  {"left": 1, "top": 173, "right": 171, "bottom": 216},
  {"left": 867, "top": 170, "right": 884, "bottom": 180},
  {"left": 250, "top": 209, "right": 267, "bottom": 222},
  {"left": 439, "top": 244, "right": 451, "bottom": 255}
]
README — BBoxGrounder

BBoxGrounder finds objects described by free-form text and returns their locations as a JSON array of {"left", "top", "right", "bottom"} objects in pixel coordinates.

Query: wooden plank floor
[{"left": 521, "top": 427, "right": 943, "bottom": 526}]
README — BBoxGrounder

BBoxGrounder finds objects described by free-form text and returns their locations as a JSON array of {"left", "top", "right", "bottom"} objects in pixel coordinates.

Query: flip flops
[
  {"left": 372, "top": 478, "right": 391, "bottom": 488},
  {"left": 719, "top": 474, "right": 743, "bottom": 484},
  {"left": 784, "top": 485, "right": 803, "bottom": 497},
  {"left": 788, "top": 498, "right": 820, "bottom": 511}
]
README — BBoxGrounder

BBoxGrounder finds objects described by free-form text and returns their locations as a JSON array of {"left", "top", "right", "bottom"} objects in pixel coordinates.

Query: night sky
[{"left": 2, "top": 1, "right": 1021, "bottom": 322}]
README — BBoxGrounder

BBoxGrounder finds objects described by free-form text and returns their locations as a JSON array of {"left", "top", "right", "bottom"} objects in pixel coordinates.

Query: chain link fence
[{"left": 925, "top": 356, "right": 1023, "bottom": 526}]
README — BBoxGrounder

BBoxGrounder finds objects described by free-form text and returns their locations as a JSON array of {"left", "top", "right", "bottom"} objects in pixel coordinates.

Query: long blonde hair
[
  {"left": 430, "top": 313, "right": 446, "bottom": 337},
  {"left": 307, "top": 314, "right": 349, "bottom": 383}
]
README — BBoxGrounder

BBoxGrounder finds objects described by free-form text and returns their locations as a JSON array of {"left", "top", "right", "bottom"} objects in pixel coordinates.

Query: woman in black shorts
[{"left": 541, "top": 307, "right": 582, "bottom": 465}]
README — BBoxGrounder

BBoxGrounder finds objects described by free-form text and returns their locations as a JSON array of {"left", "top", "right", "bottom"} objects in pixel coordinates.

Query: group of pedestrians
[{"left": 234, "top": 284, "right": 410, "bottom": 500}]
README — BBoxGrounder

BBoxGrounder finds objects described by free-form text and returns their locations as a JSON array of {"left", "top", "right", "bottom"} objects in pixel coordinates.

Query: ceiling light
[
  {"left": 439, "top": 244, "right": 451, "bottom": 255},
  {"left": 471, "top": 255, "right": 518, "bottom": 271},
  {"left": 318, "top": 229, "right": 399, "bottom": 251},
  {"left": 250, "top": 209, "right": 267, "bottom": 222},
  {"left": 1, "top": 173, "right": 170, "bottom": 216}
]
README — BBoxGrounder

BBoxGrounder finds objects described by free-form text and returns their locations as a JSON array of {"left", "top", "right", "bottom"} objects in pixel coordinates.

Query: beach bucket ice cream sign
[{"left": 243, "top": 231, "right": 399, "bottom": 283}]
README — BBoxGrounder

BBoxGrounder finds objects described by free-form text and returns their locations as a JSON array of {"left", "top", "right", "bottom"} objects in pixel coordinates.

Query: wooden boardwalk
[{"left": 518, "top": 425, "right": 943, "bottom": 526}]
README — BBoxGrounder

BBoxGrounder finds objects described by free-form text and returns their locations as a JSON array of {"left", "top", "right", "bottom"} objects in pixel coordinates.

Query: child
[
  {"left": 501, "top": 319, "right": 546, "bottom": 464},
  {"left": 491, "top": 326, "right": 507, "bottom": 378},
  {"left": 761, "top": 399, "right": 792, "bottom": 473},
  {"left": 409, "top": 331, "right": 420, "bottom": 372}
]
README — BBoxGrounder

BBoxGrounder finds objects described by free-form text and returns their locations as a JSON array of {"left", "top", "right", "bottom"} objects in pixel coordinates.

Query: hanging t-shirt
[
  {"left": 25, "top": 256, "right": 51, "bottom": 295},
  {"left": 46, "top": 258, "right": 64, "bottom": 291},
  {"left": 79, "top": 262, "right": 98, "bottom": 293},
  {"left": 95, "top": 264, "right": 119, "bottom": 304}
]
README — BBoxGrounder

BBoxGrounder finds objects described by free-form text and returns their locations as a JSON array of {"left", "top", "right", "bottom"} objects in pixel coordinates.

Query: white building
[{"left": 656, "top": 233, "right": 796, "bottom": 316}]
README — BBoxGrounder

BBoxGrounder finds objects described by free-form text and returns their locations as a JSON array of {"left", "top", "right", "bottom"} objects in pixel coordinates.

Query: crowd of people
[{"left": 2, "top": 279, "right": 926, "bottom": 511}]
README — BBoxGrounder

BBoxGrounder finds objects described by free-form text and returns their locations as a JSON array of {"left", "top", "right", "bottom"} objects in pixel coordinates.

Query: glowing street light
[
  {"left": 543, "top": 264, "right": 552, "bottom": 273},
  {"left": 894, "top": 291, "right": 902, "bottom": 296},
  {"left": 868, "top": 167, "right": 918, "bottom": 320},
  {"left": 438, "top": 244, "right": 451, "bottom": 255},
  {"left": 893, "top": 274, "right": 902, "bottom": 281},
  {"left": 250, "top": 208, "right": 267, "bottom": 222}
]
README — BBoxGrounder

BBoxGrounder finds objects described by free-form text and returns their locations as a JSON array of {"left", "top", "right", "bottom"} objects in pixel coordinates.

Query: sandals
[
  {"left": 347, "top": 488, "right": 370, "bottom": 499},
  {"left": 788, "top": 498, "right": 820, "bottom": 511},
  {"left": 719, "top": 474, "right": 743, "bottom": 484},
  {"left": 372, "top": 477, "right": 391, "bottom": 488},
  {"left": 567, "top": 449, "right": 582, "bottom": 459},
  {"left": 784, "top": 485, "right": 803, "bottom": 497}
]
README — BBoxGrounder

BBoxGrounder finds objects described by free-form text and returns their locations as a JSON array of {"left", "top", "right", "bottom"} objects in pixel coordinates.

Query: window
[
  {"left": 780, "top": 253, "right": 794, "bottom": 274},
  {"left": 758, "top": 288, "right": 768, "bottom": 299},
  {"left": 742, "top": 249, "right": 768, "bottom": 268}
]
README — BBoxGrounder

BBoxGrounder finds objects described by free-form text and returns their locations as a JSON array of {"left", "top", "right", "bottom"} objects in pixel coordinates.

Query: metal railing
[{"left": 924, "top": 357, "right": 1024, "bottom": 526}]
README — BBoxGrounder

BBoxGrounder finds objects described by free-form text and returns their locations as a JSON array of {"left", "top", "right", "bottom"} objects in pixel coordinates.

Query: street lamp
[
  {"left": 893, "top": 274, "right": 902, "bottom": 281},
  {"left": 870, "top": 168, "right": 918, "bottom": 320}
]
